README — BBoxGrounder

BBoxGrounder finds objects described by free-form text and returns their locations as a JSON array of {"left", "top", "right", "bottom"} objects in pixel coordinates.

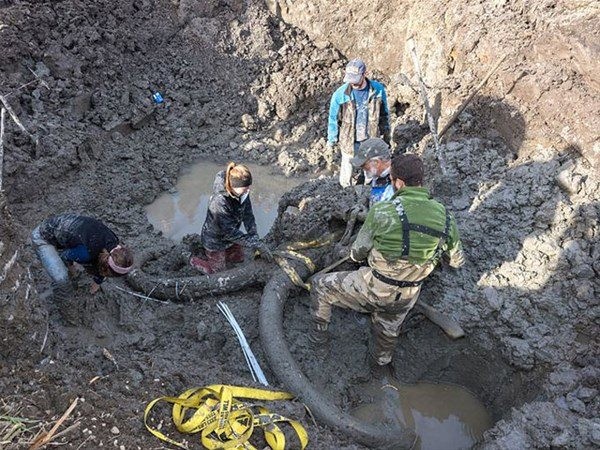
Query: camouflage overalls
[{"left": 311, "top": 187, "right": 464, "bottom": 365}]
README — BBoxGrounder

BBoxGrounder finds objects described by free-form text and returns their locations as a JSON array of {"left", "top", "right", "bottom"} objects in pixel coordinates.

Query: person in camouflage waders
[{"left": 309, "top": 154, "right": 465, "bottom": 377}]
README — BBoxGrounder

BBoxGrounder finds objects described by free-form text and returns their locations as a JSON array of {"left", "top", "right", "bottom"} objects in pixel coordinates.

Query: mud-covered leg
[
  {"left": 370, "top": 293, "right": 420, "bottom": 373},
  {"left": 309, "top": 270, "right": 371, "bottom": 346},
  {"left": 31, "top": 226, "right": 80, "bottom": 325}
]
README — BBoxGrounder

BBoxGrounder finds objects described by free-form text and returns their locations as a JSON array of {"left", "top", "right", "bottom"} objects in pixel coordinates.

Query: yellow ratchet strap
[
  {"left": 283, "top": 232, "right": 338, "bottom": 251},
  {"left": 273, "top": 255, "right": 310, "bottom": 291},
  {"left": 144, "top": 384, "right": 308, "bottom": 450}
]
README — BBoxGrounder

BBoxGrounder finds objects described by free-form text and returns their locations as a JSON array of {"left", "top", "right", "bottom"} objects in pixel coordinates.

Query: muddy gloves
[
  {"left": 333, "top": 242, "right": 351, "bottom": 260},
  {"left": 382, "top": 130, "right": 391, "bottom": 145},
  {"left": 348, "top": 203, "right": 368, "bottom": 222},
  {"left": 255, "top": 242, "right": 274, "bottom": 263}
]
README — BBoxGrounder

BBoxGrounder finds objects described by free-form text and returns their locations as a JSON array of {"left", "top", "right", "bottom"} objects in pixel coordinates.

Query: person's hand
[
  {"left": 349, "top": 203, "right": 368, "bottom": 220},
  {"left": 256, "top": 243, "right": 274, "bottom": 263},
  {"left": 333, "top": 243, "right": 350, "bottom": 260},
  {"left": 382, "top": 131, "right": 391, "bottom": 145},
  {"left": 90, "top": 282, "right": 101, "bottom": 295}
]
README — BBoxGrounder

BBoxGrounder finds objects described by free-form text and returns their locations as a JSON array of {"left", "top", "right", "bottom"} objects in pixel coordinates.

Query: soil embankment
[{"left": 0, "top": 1, "right": 598, "bottom": 449}]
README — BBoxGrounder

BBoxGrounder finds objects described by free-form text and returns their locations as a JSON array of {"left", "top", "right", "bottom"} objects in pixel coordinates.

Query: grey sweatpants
[{"left": 31, "top": 226, "right": 69, "bottom": 285}]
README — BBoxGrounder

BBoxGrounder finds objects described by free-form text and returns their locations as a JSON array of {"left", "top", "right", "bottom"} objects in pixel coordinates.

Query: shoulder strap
[
  {"left": 392, "top": 198, "right": 411, "bottom": 257},
  {"left": 393, "top": 197, "right": 451, "bottom": 258}
]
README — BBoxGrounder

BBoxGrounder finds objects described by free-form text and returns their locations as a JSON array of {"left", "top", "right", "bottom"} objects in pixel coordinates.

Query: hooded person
[
  {"left": 190, "top": 162, "right": 273, "bottom": 274},
  {"left": 31, "top": 214, "right": 134, "bottom": 323}
]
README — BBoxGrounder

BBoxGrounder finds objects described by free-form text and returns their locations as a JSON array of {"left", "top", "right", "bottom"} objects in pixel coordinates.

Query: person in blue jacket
[
  {"left": 351, "top": 138, "right": 394, "bottom": 206},
  {"left": 327, "top": 58, "right": 391, "bottom": 187}
]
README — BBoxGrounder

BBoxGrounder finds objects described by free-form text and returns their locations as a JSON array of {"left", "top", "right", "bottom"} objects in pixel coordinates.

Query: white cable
[
  {"left": 218, "top": 301, "right": 269, "bottom": 386},
  {"left": 217, "top": 302, "right": 257, "bottom": 383}
]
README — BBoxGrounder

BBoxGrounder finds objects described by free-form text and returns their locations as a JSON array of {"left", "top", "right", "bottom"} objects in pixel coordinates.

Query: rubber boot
[
  {"left": 368, "top": 353, "right": 396, "bottom": 382},
  {"left": 52, "top": 281, "right": 80, "bottom": 326},
  {"left": 307, "top": 320, "right": 329, "bottom": 347},
  {"left": 190, "top": 256, "right": 214, "bottom": 274}
]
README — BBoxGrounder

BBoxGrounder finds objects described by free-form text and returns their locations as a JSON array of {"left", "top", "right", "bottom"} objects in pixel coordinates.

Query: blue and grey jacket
[
  {"left": 38, "top": 214, "right": 120, "bottom": 283},
  {"left": 327, "top": 79, "right": 391, "bottom": 155},
  {"left": 200, "top": 171, "right": 260, "bottom": 251}
]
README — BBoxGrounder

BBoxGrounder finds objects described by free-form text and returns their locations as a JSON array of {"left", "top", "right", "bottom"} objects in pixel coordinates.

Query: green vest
[{"left": 359, "top": 187, "right": 460, "bottom": 264}]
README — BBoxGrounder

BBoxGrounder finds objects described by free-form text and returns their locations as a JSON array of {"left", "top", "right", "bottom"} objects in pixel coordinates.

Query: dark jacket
[
  {"left": 200, "top": 171, "right": 260, "bottom": 251},
  {"left": 327, "top": 79, "right": 391, "bottom": 155},
  {"left": 39, "top": 214, "right": 119, "bottom": 279}
]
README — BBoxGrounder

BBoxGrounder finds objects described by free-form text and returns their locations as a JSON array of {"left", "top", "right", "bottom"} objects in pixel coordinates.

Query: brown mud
[{"left": 0, "top": 1, "right": 599, "bottom": 449}]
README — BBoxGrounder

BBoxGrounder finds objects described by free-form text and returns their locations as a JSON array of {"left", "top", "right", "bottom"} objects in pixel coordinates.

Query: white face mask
[
  {"left": 364, "top": 168, "right": 378, "bottom": 179},
  {"left": 238, "top": 192, "right": 249, "bottom": 203}
]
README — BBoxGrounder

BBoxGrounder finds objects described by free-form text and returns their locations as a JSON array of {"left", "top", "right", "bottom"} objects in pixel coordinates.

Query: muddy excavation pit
[{"left": 1, "top": 0, "right": 598, "bottom": 449}]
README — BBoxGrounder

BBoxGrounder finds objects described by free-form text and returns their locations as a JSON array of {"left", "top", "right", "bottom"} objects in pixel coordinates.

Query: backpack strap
[
  {"left": 393, "top": 198, "right": 411, "bottom": 257},
  {"left": 392, "top": 197, "right": 451, "bottom": 259}
]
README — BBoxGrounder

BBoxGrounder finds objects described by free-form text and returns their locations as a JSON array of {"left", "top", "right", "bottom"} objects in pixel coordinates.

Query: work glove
[
  {"left": 382, "top": 130, "right": 391, "bottom": 145},
  {"left": 333, "top": 242, "right": 351, "bottom": 260},
  {"left": 90, "top": 282, "right": 100, "bottom": 295},
  {"left": 348, "top": 203, "right": 368, "bottom": 221},
  {"left": 255, "top": 242, "right": 274, "bottom": 263}
]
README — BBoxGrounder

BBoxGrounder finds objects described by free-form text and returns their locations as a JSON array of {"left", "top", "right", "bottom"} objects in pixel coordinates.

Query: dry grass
[
  {"left": 1, "top": 397, "right": 80, "bottom": 449},
  {"left": 0, "top": 400, "right": 43, "bottom": 448}
]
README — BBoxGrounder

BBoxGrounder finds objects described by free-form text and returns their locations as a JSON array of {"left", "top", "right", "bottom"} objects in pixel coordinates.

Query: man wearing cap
[
  {"left": 327, "top": 58, "right": 391, "bottom": 187},
  {"left": 308, "top": 154, "right": 464, "bottom": 378},
  {"left": 351, "top": 137, "right": 394, "bottom": 206}
]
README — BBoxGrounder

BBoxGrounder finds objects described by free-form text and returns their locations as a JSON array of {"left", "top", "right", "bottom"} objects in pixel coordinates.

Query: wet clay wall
[
  {"left": 267, "top": 0, "right": 600, "bottom": 165},
  {"left": 0, "top": 0, "right": 598, "bottom": 449}
]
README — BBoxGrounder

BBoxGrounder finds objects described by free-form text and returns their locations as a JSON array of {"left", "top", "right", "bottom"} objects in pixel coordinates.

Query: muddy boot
[
  {"left": 52, "top": 282, "right": 80, "bottom": 326},
  {"left": 368, "top": 354, "right": 396, "bottom": 382},
  {"left": 190, "top": 256, "right": 213, "bottom": 274},
  {"left": 307, "top": 320, "right": 329, "bottom": 348}
]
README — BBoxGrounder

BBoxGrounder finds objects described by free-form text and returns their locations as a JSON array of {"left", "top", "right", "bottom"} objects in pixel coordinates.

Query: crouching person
[
  {"left": 31, "top": 214, "right": 134, "bottom": 324},
  {"left": 190, "top": 162, "right": 273, "bottom": 274},
  {"left": 309, "top": 154, "right": 464, "bottom": 379}
]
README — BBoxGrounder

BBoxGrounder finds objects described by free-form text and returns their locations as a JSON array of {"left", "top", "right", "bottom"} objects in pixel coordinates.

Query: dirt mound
[
  {"left": 269, "top": 0, "right": 600, "bottom": 166},
  {"left": 0, "top": 0, "right": 598, "bottom": 449}
]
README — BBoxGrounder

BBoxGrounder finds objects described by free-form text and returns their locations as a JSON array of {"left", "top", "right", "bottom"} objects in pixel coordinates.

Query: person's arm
[
  {"left": 444, "top": 214, "right": 465, "bottom": 268},
  {"left": 350, "top": 206, "right": 379, "bottom": 262},
  {"left": 242, "top": 197, "right": 257, "bottom": 237},
  {"left": 60, "top": 245, "right": 106, "bottom": 288},
  {"left": 327, "top": 90, "right": 342, "bottom": 145},
  {"left": 58, "top": 244, "right": 91, "bottom": 264},
  {"left": 217, "top": 199, "right": 262, "bottom": 249},
  {"left": 378, "top": 85, "right": 391, "bottom": 144}
]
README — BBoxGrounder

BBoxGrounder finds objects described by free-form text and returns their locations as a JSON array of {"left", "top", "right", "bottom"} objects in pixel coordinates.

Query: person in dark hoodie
[
  {"left": 190, "top": 162, "right": 273, "bottom": 274},
  {"left": 31, "top": 214, "right": 134, "bottom": 323}
]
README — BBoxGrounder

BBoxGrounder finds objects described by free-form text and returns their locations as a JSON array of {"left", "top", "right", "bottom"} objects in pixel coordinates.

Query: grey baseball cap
[
  {"left": 351, "top": 138, "right": 390, "bottom": 167},
  {"left": 343, "top": 58, "right": 366, "bottom": 84}
]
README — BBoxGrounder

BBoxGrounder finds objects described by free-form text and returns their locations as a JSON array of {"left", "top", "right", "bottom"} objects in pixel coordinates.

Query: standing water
[
  {"left": 146, "top": 161, "right": 306, "bottom": 240},
  {"left": 352, "top": 379, "right": 492, "bottom": 450}
]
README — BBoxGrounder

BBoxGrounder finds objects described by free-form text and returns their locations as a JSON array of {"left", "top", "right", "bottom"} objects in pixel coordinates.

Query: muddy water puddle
[
  {"left": 146, "top": 161, "right": 306, "bottom": 240},
  {"left": 352, "top": 380, "right": 492, "bottom": 450}
]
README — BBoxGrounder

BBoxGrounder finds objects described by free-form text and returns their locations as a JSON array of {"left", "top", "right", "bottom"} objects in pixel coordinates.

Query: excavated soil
[{"left": 1, "top": 1, "right": 598, "bottom": 449}]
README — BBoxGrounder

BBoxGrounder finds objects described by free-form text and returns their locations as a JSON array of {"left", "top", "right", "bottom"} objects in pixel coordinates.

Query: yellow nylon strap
[
  {"left": 144, "top": 384, "right": 307, "bottom": 450},
  {"left": 273, "top": 254, "right": 311, "bottom": 291},
  {"left": 283, "top": 233, "right": 337, "bottom": 251},
  {"left": 273, "top": 249, "right": 316, "bottom": 272}
]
